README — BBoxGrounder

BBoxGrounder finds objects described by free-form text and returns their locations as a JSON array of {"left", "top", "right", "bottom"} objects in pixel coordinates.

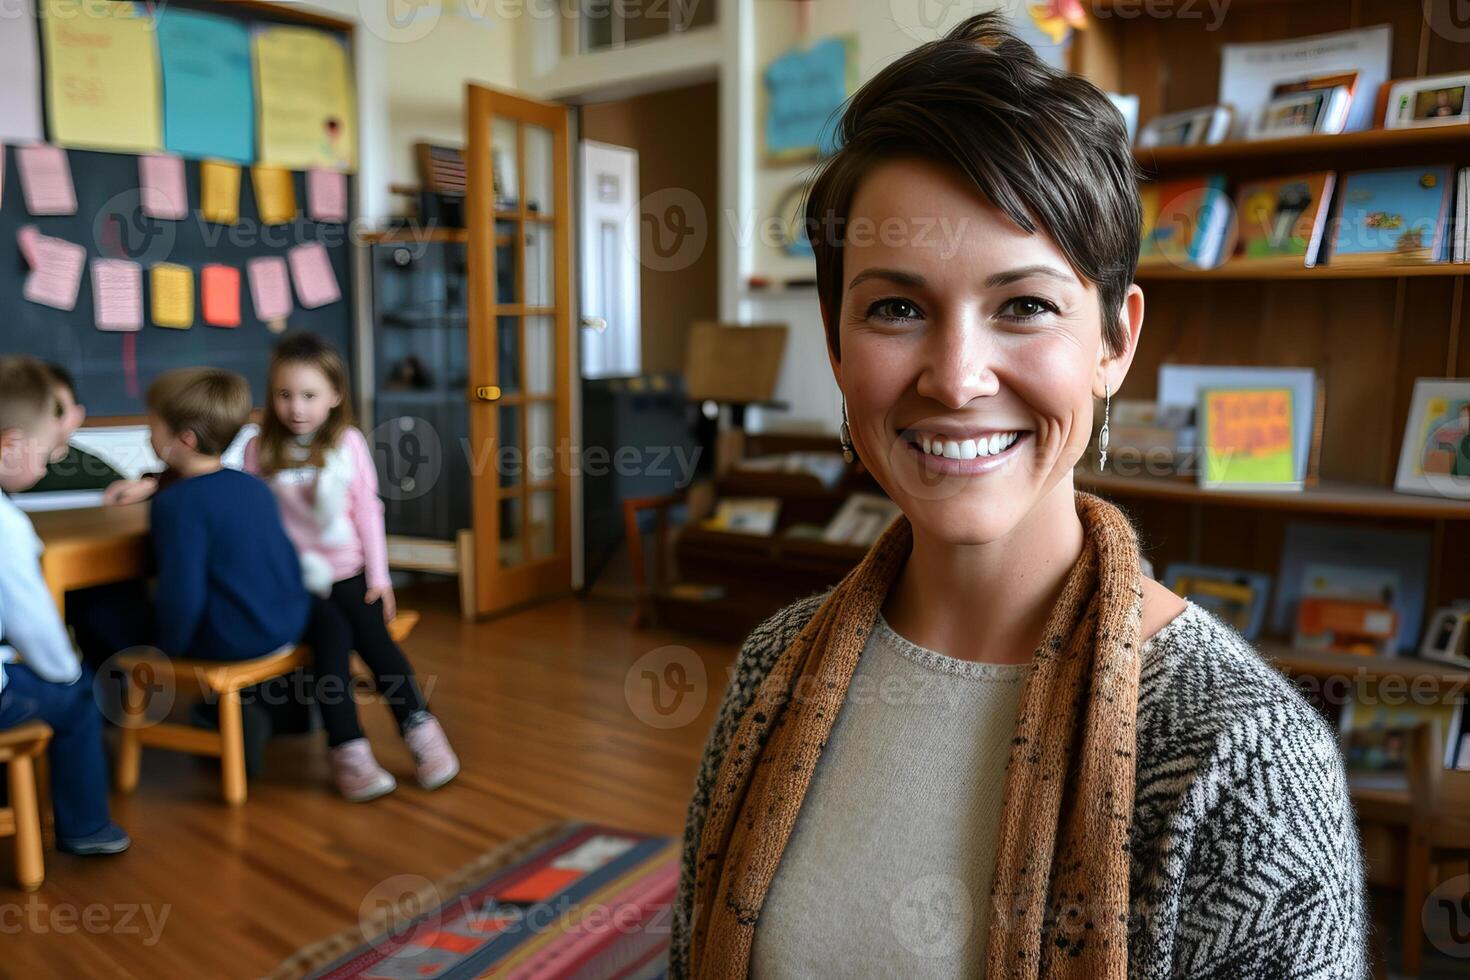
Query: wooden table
[{"left": 30, "top": 504, "right": 150, "bottom": 616}]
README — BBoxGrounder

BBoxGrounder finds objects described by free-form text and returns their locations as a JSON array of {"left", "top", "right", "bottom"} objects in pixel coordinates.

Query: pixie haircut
[
  {"left": 0, "top": 356, "right": 60, "bottom": 433},
  {"left": 805, "top": 12, "right": 1141, "bottom": 359},
  {"left": 146, "top": 367, "right": 252, "bottom": 457}
]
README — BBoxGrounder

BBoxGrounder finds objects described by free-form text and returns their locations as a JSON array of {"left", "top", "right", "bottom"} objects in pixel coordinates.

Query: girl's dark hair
[
  {"left": 805, "top": 12, "right": 1141, "bottom": 358},
  {"left": 256, "top": 332, "right": 354, "bottom": 477}
]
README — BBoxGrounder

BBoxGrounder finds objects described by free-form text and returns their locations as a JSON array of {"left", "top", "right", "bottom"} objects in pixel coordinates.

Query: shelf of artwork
[
  {"left": 1259, "top": 640, "right": 1470, "bottom": 693},
  {"left": 1134, "top": 124, "right": 1470, "bottom": 171},
  {"left": 1076, "top": 468, "right": 1470, "bottom": 520},
  {"left": 1136, "top": 261, "right": 1470, "bottom": 281}
]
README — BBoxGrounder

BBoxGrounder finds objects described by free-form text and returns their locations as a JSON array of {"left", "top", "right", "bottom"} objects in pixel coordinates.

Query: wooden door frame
[{"left": 465, "top": 84, "right": 575, "bottom": 616}]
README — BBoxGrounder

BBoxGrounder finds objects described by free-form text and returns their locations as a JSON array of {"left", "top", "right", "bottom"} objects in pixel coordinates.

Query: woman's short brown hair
[
  {"left": 805, "top": 12, "right": 1140, "bottom": 359},
  {"left": 146, "top": 367, "right": 252, "bottom": 457}
]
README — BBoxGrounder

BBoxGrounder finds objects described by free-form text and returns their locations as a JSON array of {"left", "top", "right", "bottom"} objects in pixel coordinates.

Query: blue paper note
[
  {"left": 157, "top": 9, "right": 254, "bottom": 163},
  {"left": 764, "top": 36, "right": 851, "bottom": 160}
]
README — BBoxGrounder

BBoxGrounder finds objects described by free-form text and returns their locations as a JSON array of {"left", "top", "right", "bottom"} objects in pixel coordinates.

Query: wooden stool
[
  {"left": 115, "top": 611, "right": 420, "bottom": 806},
  {"left": 0, "top": 721, "right": 53, "bottom": 891}
]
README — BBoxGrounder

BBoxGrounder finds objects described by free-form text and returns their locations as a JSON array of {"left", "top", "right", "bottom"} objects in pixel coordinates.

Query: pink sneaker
[
  {"left": 404, "top": 714, "right": 460, "bottom": 790},
  {"left": 330, "top": 739, "right": 397, "bottom": 802}
]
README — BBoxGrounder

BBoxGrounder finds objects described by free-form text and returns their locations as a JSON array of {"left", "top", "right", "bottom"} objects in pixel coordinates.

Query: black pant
[{"left": 305, "top": 574, "right": 428, "bottom": 747}]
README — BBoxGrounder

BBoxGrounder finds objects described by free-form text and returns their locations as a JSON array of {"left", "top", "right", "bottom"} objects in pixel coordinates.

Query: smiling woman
[{"left": 672, "top": 12, "right": 1368, "bottom": 980}]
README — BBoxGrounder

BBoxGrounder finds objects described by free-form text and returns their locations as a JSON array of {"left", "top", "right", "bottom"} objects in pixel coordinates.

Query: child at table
[
  {"left": 22, "top": 363, "right": 125, "bottom": 494},
  {"left": 244, "top": 334, "right": 458, "bottom": 801},
  {"left": 0, "top": 356, "right": 129, "bottom": 855}
]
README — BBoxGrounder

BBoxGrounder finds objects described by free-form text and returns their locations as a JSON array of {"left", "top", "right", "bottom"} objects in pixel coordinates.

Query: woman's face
[{"left": 830, "top": 156, "right": 1142, "bottom": 546}]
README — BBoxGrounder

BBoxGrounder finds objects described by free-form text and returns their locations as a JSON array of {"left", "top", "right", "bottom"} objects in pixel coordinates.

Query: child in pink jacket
[{"left": 245, "top": 334, "right": 458, "bottom": 801}]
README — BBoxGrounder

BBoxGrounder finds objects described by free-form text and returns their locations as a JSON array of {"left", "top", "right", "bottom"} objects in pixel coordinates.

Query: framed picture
[
  {"left": 1384, "top": 73, "right": 1470, "bottom": 129},
  {"left": 1394, "top": 379, "right": 1470, "bottom": 500},
  {"left": 1419, "top": 605, "right": 1470, "bottom": 667},
  {"left": 1137, "top": 105, "right": 1232, "bottom": 148},
  {"left": 1253, "top": 90, "right": 1330, "bottom": 139},
  {"left": 1164, "top": 563, "right": 1271, "bottom": 639}
]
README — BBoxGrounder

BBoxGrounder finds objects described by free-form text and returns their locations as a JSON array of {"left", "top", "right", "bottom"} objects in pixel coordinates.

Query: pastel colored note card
[
  {"left": 254, "top": 25, "right": 357, "bottom": 170},
  {"left": 287, "top": 242, "right": 340, "bottom": 309},
  {"left": 247, "top": 255, "right": 292, "bottom": 323},
  {"left": 150, "top": 263, "right": 195, "bottom": 329},
  {"left": 16, "top": 145, "right": 77, "bottom": 215},
  {"left": 0, "top": 0, "right": 43, "bottom": 142},
  {"left": 201, "top": 264, "right": 241, "bottom": 328},
  {"left": 252, "top": 166, "right": 297, "bottom": 225},
  {"left": 200, "top": 160, "right": 241, "bottom": 224},
  {"left": 156, "top": 8, "right": 254, "bottom": 163},
  {"left": 139, "top": 154, "right": 188, "bottom": 220},
  {"left": 41, "top": 0, "right": 163, "bottom": 153},
  {"left": 763, "top": 35, "right": 854, "bottom": 161},
  {"left": 23, "top": 234, "right": 86, "bottom": 311},
  {"left": 1198, "top": 387, "right": 1299, "bottom": 489},
  {"left": 307, "top": 168, "right": 347, "bottom": 223},
  {"left": 91, "top": 258, "right": 144, "bottom": 332}
]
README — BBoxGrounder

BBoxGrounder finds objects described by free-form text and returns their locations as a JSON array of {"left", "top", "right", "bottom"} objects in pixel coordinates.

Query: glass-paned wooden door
[{"left": 466, "top": 85, "right": 572, "bottom": 616}]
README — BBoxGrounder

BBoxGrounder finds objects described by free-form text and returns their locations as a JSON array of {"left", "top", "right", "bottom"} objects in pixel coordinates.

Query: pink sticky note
[
  {"left": 202, "top": 264, "right": 241, "bottom": 328},
  {"left": 247, "top": 255, "right": 293, "bottom": 323},
  {"left": 17, "top": 225, "right": 40, "bottom": 268},
  {"left": 139, "top": 154, "right": 187, "bottom": 220},
  {"left": 91, "top": 258, "right": 144, "bottom": 332},
  {"left": 16, "top": 145, "right": 77, "bottom": 216},
  {"left": 307, "top": 168, "right": 347, "bottom": 223},
  {"left": 23, "top": 234, "right": 86, "bottom": 311},
  {"left": 287, "top": 242, "right": 340, "bottom": 309}
]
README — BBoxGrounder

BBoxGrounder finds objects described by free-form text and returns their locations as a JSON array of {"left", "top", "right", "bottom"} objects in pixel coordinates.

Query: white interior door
[{"left": 579, "top": 140, "right": 641, "bottom": 379}]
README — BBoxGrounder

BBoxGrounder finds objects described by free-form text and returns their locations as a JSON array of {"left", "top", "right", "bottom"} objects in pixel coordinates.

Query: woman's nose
[{"left": 914, "top": 318, "right": 1001, "bottom": 409}]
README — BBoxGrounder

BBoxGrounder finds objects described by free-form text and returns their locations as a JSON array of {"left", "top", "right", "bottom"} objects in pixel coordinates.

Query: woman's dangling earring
[
  {"left": 1098, "top": 382, "right": 1111, "bottom": 471},
  {"left": 839, "top": 398, "right": 854, "bottom": 463}
]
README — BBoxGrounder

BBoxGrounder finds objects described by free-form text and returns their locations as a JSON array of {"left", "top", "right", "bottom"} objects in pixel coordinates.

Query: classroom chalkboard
[{"left": 0, "top": 146, "right": 356, "bottom": 417}]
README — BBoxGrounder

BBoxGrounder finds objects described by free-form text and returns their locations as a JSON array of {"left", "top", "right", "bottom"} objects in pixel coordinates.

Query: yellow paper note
[
  {"left": 150, "top": 263, "right": 194, "bottom": 329},
  {"left": 251, "top": 166, "right": 297, "bottom": 225},
  {"left": 41, "top": 0, "right": 163, "bottom": 153},
  {"left": 200, "top": 160, "right": 240, "bottom": 225},
  {"left": 254, "top": 26, "right": 357, "bottom": 171}
]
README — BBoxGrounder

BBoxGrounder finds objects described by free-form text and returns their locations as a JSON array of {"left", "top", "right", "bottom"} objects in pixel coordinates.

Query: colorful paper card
[
  {"left": 247, "top": 255, "right": 292, "bottom": 323},
  {"left": 17, "top": 145, "right": 77, "bottom": 216},
  {"left": 156, "top": 8, "right": 254, "bottom": 163},
  {"left": 201, "top": 265, "right": 241, "bottom": 328},
  {"left": 763, "top": 35, "right": 854, "bottom": 161},
  {"left": 1330, "top": 166, "right": 1454, "bottom": 265},
  {"left": 91, "top": 258, "right": 143, "bottom": 332},
  {"left": 1198, "top": 387, "right": 1299, "bottom": 489},
  {"left": 0, "top": 0, "right": 43, "bottom": 142},
  {"left": 307, "top": 168, "right": 347, "bottom": 223},
  {"left": 1234, "top": 172, "right": 1336, "bottom": 267},
  {"left": 254, "top": 26, "right": 357, "bottom": 171},
  {"left": 287, "top": 242, "right": 340, "bottom": 309},
  {"left": 200, "top": 160, "right": 241, "bottom": 224},
  {"left": 252, "top": 166, "right": 297, "bottom": 225},
  {"left": 23, "top": 234, "right": 86, "bottom": 311},
  {"left": 139, "top": 155, "right": 188, "bottom": 220},
  {"left": 41, "top": 0, "right": 163, "bottom": 153},
  {"left": 150, "top": 263, "right": 195, "bottom": 329}
]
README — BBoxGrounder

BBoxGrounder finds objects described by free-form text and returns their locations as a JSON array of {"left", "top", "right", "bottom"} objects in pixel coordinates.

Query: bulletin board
[{"left": 0, "top": 0, "right": 358, "bottom": 416}]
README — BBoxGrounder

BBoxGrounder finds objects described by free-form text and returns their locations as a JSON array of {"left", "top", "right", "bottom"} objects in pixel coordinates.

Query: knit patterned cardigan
[{"left": 671, "top": 594, "right": 1371, "bottom": 979}]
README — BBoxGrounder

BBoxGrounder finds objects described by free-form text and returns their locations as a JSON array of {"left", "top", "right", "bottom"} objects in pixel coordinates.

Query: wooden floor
[{"left": 2, "top": 586, "right": 737, "bottom": 978}]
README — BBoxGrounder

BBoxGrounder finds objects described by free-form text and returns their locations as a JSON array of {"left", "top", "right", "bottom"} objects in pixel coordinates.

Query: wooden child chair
[
  {"left": 0, "top": 721, "right": 52, "bottom": 891},
  {"left": 114, "top": 612, "right": 420, "bottom": 806}
]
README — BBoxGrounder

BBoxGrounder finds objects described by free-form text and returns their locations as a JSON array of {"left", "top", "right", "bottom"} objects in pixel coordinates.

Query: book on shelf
[
  {"left": 1158, "top": 365, "right": 1322, "bottom": 486},
  {"left": 1232, "top": 172, "right": 1336, "bottom": 268},
  {"left": 822, "top": 493, "right": 902, "bottom": 547},
  {"left": 1339, "top": 682, "right": 1464, "bottom": 770},
  {"left": 1327, "top": 165, "right": 1454, "bottom": 267},
  {"left": 1139, "top": 174, "right": 1232, "bottom": 270},
  {"left": 701, "top": 497, "right": 781, "bottom": 536},
  {"left": 1197, "top": 386, "right": 1302, "bottom": 491}
]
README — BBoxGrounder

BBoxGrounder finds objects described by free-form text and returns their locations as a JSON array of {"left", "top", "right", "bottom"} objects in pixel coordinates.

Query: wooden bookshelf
[
  {"left": 1137, "top": 262, "right": 1470, "bottom": 281},
  {"left": 1134, "top": 124, "right": 1470, "bottom": 172},
  {"left": 1259, "top": 640, "right": 1470, "bottom": 694},
  {"left": 1077, "top": 469, "right": 1470, "bottom": 521}
]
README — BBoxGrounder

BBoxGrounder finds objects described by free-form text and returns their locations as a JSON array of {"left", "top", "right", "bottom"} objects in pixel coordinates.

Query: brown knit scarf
[{"left": 689, "top": 491, "right": 1144, "bottom": 979}]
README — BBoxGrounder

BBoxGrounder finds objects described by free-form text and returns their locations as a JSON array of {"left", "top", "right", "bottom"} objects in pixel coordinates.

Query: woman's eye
[
  {"left": 1000, "top": 296, "right": 1056, "bottom": 320},
  {"left": 868, "top": 298, "right": 922, "bottom": 322}
]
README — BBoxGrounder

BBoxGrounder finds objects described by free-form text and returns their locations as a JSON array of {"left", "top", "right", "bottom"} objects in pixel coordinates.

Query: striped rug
[{"left": 267, "top": 823, "right": 677, "bottom": 979}]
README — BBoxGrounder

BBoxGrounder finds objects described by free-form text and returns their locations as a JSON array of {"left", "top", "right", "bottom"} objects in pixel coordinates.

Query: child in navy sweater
[
  {"left": 144, "top": 369, "right": 310, "bottom": 661},
  {"left": 0, "top": 356, "right": 128, "bottom": 855}
]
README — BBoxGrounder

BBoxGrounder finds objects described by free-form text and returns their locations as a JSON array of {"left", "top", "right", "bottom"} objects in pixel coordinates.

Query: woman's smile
[{"left": 900, "top": 427, "right": 1028, "bottom": 475}]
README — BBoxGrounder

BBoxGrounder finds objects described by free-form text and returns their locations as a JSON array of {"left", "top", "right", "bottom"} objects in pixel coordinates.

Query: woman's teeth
[{"left": 914, "top": 431, "right": 1021, "bottom": 459}]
